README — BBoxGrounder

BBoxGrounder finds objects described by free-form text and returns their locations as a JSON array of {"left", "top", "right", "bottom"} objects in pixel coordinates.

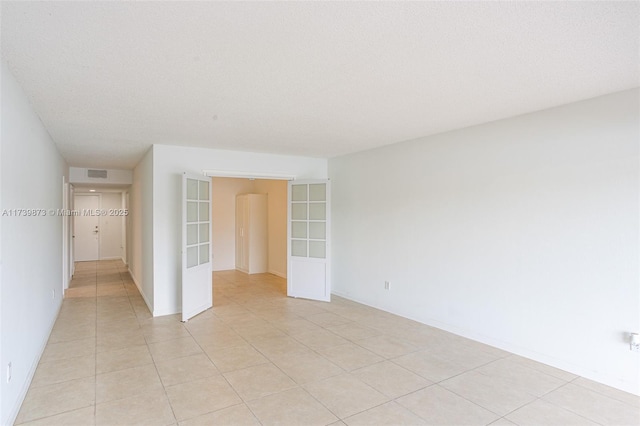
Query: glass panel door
[
  {"left": 287, "top": 180, "right": 330, "bottom": 301},
  {"left": 182, "top": 173, "right": 212, "bottom": 321}
]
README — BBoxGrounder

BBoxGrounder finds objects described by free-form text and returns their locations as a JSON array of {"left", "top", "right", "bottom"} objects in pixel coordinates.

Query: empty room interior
[{"left": 1, "top": 2, "right": 639, "bottom": 426}]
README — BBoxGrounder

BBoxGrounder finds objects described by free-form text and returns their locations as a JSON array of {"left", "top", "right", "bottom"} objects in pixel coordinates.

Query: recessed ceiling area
[{"left": 1, "top": 1, "right": 638, "bottom": 169}]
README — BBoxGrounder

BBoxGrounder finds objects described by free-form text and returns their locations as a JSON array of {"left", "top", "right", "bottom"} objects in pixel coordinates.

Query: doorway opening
[
  {"left": 71, "top": 187, "right": 130, "bottom": 268},
  {"left": 211, "top": 177, "right": 288, "bottom": 300}
]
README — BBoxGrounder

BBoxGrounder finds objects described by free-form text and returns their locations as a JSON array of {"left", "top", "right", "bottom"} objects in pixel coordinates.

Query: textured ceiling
[{"left": 1, "top": 1, "right": 638, "bottom": 169}]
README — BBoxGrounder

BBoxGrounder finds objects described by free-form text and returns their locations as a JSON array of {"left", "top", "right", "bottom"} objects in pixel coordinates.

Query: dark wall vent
[{"left": 87, "top": 169, "right": 108, "bottom": 179}]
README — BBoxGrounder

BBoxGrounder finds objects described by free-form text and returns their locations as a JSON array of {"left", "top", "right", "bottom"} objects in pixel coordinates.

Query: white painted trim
[
  {"left": 203, "top": 170, "right": 296, "bottom": 180},
  {"left": 128, "top": 268, "right": 153, "bottom": 315},
  {"left": 268, "top": 270, "right": 287, "bottom": 279},
  {"left": 5, "top": 301, "right": 63, "bottom": 426}
]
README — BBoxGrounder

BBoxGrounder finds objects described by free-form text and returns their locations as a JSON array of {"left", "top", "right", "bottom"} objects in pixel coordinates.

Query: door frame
[
  {"left": 62, "top": 177, "right": 71, "bottom": 293},
  {"left": 204, "top": 170, "right": 294, "bottom": 274}
]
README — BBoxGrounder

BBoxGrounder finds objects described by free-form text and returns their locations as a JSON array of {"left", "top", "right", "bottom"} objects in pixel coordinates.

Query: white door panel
[
  {"left": 287, "top": 180, "right": 330, "bottom": 302},
  {"left": 182, "top": 173, "right": 212, "bottom": 322},
  {"left": 74, "top": 195, "right": 100, "bottom": 261}
]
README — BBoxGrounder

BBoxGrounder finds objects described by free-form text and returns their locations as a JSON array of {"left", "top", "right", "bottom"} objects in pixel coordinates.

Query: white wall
[
  {"left": 1, "top": 61, "right": 68, "bottom": 425},
  {"left": 211, "top": 177, "right": 255, "bottom": 271},
  {"left": 99, "top": 192, "right": 124, "bottom": 260},
  {"left": 69, "top": 167, "right": 132, "bottom": 185},
  {"left": 329, "top": 89, "right": 639, "bottom": 395},
  {"left": 254, "top": 179, "right": 288, "bottom": 278},
  {"left": 152, "top": 144, "right": 327, "bottom": 316},
  {"left": 129, "top": 148, "right": 154, "bottom": 311}
]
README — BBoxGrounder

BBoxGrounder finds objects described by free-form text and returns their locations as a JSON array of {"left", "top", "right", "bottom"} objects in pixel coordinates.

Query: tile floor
[{"left": 15, "top": 260, "right": 640, "bottom": 425}]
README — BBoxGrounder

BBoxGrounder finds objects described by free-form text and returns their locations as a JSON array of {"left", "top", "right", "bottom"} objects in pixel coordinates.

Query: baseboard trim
[
  {"left": 268, "top": 270, "right": 287, "bottom": 279},
  {"left": 128, "top": 268, "right": 153, "bottom": 315}
]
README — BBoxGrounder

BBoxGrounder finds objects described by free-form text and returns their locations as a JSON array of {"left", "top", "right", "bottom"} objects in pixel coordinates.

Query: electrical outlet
[
  {"left": 384, "top": 281, "right": 390, "bottom": 290},
  {"left": 7, "top": 362, "right": 11, "bottom": 383}
]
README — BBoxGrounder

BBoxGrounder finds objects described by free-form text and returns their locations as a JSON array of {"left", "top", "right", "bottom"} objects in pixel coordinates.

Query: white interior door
[
  {"left": 287, "top": 180, "right": 331, "bottom": 301},
  {"left": 182, "top": 173, "right": 213, "bottom": 322},
  {"left": 74, "top": 194, "right": 100, "bottom": 261}
]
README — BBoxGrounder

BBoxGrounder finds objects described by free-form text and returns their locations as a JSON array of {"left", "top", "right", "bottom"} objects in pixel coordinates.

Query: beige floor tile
[
  {"left": 17, "top": 406, "right": 96, "bottom": 426},
  {"left": 165, "top": 375, "right": 242, "bottom": 421},
  {"left": 269, "top": 318, "right": 323, "bottom": 335},
  {"left": 459, "top": 338, "right": 511, "bottom": 359},
  {"left": 48, "top": 322, "right": 96, "bottom": 344},
  {"left": 156, "top": 353, "right": 219, "bottom": 387},
  {"left": 96, "top": 364, "right": 163, "bottom": 403},
  {"left": 148, "top": 336, "right": 203, "bottom": 362},
  {"left": 475, "top": 357, "right": 567, "bottom": 395},
  {"left": 352, "top": 360, "right": 431, "bottom": 398},
  {"left": 31, "top": 354, "right": 96, "bottom": 387},
  {"left": 286, "top": 303, "right": 329, "bottom": 318},
  {"left": 18, "top": 264, "right": 639, "bottom": 426},
  {"left": 96, "top": 328, "right": 146, "bottom": 353},
  {"left": 397, "top": 385, "right": 499, "bottom": 425},
  {"left": 182, "top": 316, "right": 227, "bottom": 335},
  {"left": 194, "top": 329, "right": 247, "bottom": 351},
  {"left": 505, "top": 399, "right": 600, "bottom": 425},
  {"left": 96, "top": 344, "right": 153, "bottom": 374},
  {"left": 475, "top": 358, "right": 566, "bottom": 396},
  {"left": 250, "top": 335, "right": 310, "bottom": 358},
  {"left": 293, "top": 329, "right": 350, "bottom": 351},
  {"left": 248, "top": 387, "right": 338, "bottom": 425},
  {"left": 344, "top": 401, "right": 426, "bottom": 425},
  {"left": 178, "top": 404, "right": 259, "bottom": 426},
  {"left": 96, "top": 285, "right": 127, "bottom": 297},
  {"left": 16, "top": 377, "right": 95, "bottom": 424},
  {"left": 64, "top": 286, "right": 97, "bottom": 298},
  {"left": 543, "top": 383, "right": 640, "bottom": 425},
  {"left": 439, "top": 370, "right": 540, "bottom": 416},
  {"left": 317, "top": 342, "right": 384, "bottom": 371},
  {"left": 326, "top": 322, "right": 382, "bottom": 341},
  {"left": 572, "top": 377, "right": 640, "bottom": 408},
  {"left": 508, "top": 355, "right": 578, "bottom": 382},
  {"left": 232, "top": 323, "right": 287, "bottom": 341},
  {"left": 141, "top": 322, "right": 192, "bottom": 343},
  {"left": 223, "top": 363, "right": 297, "bottom": 401},
  {"left": 96, "top": 310, "right": 137, "bottom": 324},
  {"left": 271, "top": 350, "right": 344, "bottom": 384},
  {"left": 97, "top": 317, "right": 140, "bottom": 333},
  {"left": 489, "top": 419, "right": 518, "bottom": 425},
  {"left": 303, "top": 373, "right": 388, "bottom": 419},
  {"left": 355, "top": 334, "right": 418, "bottom": 359},
  {"left": 204, "top": 343, "right": 269, "bottom": 373},
  {"left": 393, "top": 347, "right": 493, "bottom": 382},
  {"left": 95, "top": 389, "right": 175, "bottom": 426},
  {"left": 40, "top": 337, "right": 96, "bottom": 363},
  {"left": 306, "top": 312, "right": 352, "bottom": 328}
]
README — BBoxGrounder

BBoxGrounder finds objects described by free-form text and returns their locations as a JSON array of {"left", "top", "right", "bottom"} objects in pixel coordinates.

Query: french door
[
  {"left": 181, "top": 173, "right": 212, "bottom": 321},
  {"left": 287, "top": 180, "right": 330, "bottom": 301}
]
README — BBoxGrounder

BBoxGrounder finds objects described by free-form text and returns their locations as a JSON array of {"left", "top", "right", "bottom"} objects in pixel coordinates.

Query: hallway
[{"left": 14, "top": 261, "right": 640, "bottom": 425}]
